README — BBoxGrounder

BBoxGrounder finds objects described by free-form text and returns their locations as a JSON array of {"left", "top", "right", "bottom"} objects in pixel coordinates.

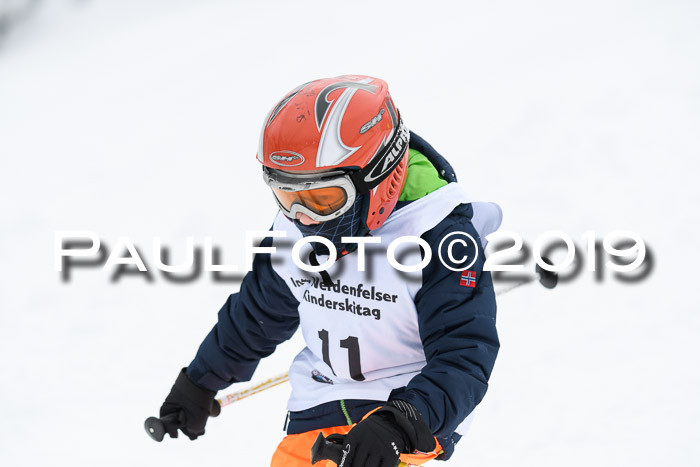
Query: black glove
[
  {"left": 336, "top": 400, "right": 436, "bottom": 467},
  {"left": 159, "top": 368, "right": 221, "bottom": 440}
]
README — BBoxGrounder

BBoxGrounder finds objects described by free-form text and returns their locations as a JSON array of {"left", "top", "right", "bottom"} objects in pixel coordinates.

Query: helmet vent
[{"left": 386, "top": 158, "right": 406, "bottom": 198}]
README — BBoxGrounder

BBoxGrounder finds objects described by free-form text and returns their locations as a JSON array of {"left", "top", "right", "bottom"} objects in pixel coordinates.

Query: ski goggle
[
  {"left": 262, "top": 117, "right": 409, "bottom": 222},
  {"left": 262, "top": 168, "right": 359, "bottom": 222}
]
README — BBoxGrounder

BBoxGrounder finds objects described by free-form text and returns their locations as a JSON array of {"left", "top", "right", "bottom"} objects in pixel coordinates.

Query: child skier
[{"left": 155, "top": 75, "right": 502, "bottom": 466}]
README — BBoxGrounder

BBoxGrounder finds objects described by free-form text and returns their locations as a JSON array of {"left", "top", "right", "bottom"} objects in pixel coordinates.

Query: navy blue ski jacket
[{"left": 186, "top": 133, "right": 499, "bottom": 459}]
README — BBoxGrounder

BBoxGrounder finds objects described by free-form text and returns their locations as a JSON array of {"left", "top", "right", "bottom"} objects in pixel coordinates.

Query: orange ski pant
[{"left": 270, "top": 416, "right": 442, "bottom": 467}]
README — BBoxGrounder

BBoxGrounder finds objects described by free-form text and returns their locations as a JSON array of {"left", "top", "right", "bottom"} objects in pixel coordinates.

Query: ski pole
[
  {"left": 495, "top": 258, "right": 558, "bottom": 296},
  {"left": 310, "top": 433, "right": 345, "bottom": 465},
  {"left": 145, "top": 372, "right": 289, "bottom": 441},
  {"left": 217, "top": 371, "right": 289, "bottom": 408},
  {"left": 145, "top": 261, "right": 558, "bottom": 442}
]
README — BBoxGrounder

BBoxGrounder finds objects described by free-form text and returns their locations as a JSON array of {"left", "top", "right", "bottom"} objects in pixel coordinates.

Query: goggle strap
[{"left": 349, "top": 117, "right": 410, "bottom": 194}]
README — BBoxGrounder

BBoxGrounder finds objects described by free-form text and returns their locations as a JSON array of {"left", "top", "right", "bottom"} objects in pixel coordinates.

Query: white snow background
[{"left": 1, "top": 1, "right": 698, "bottom": 466}]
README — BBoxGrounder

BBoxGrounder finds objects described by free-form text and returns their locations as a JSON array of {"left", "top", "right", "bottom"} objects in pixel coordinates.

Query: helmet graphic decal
[
  {"left": 314, "top": 80, "right": 378, "bottom": 130},
  {"left": 360, "top": 108, "right": 385, "bottom": 134},
  {"left": 258, "top": 82, "right": 312, "bottom": 162},
  {"left": 267, "top": 82, "right": 311, "bottom": 128},
  {"left": 385, "top": 94, "right": 399, "bottom": 127},
  {"left": 315, "top": 78, "right": 378, "bottom": 167},
  {"left": 269, "top": 151, "right": 305, "bottom": 166}
]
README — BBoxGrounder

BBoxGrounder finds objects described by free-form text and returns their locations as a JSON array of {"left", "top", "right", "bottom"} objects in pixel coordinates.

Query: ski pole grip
[
  {"left": 310, "top": 432, "right": 345, "bottom": 465},
  {"left": 536, "top": 256, "right": 558, "bottom": 289},
  {"left": 144, "top": 413, "right": 179, "bottom": 442}
]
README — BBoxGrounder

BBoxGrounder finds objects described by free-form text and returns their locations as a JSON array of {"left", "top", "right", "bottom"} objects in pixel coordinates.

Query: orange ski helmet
[{"left": 258, "top": 75, "right": 409, "bottom": 231}]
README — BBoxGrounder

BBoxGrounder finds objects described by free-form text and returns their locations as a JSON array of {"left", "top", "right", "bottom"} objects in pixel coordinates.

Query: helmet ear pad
[{"left": 364, "top": 149, "right": 409, "bottom": 231}]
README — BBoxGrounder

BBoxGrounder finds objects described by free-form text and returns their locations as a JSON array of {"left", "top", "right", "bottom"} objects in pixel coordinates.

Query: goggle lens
[{"left": 271, "top": 186, "right": 348, "bottom": 216}]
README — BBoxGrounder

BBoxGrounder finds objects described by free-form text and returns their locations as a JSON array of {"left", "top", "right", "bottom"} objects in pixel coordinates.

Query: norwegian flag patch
[{"left": 460, "top": 270, "right": 476, "bottom": 287}]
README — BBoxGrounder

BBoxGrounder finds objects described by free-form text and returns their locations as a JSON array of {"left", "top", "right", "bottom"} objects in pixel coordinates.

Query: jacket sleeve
[
  {"left": 186, "top": 236, "right": 300, "bottom": 391},
  {"left": 390, "top": 203, "right": 499, "bottom": 438}
]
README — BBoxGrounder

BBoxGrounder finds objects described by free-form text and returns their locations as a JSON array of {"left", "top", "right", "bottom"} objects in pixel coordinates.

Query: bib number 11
[{"left": 318, "top": 329, "right": 365, "bottom": 381}]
